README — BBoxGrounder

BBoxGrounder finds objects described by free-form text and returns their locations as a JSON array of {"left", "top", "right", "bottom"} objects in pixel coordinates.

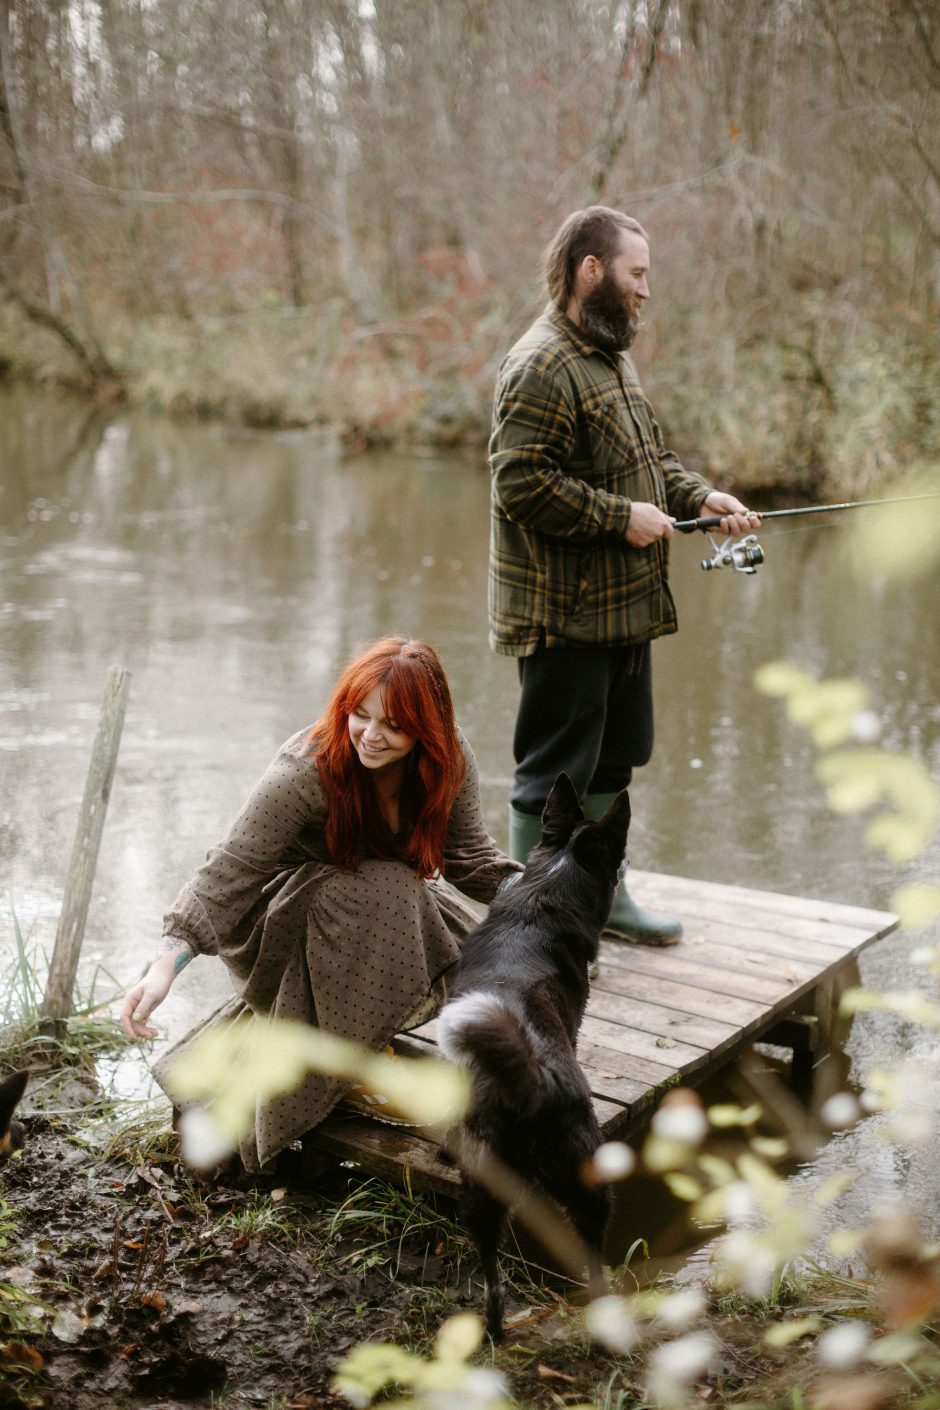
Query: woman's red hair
[{"left": 310, "top": 638, "right": 466, "bottom": 878}]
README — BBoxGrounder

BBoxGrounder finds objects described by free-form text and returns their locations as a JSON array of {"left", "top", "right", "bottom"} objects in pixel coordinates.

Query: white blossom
[
  {"left": 820, "top": 1093, "right": 862, "bottom": 1129},
  {"left": 423, "top": 1367, "right": 510, "bottom": 1408},
  {"left": 723, "top": 1181, "right": 757, "bottom": 1225},
  {"left": 816, "top": 1321, "right": 871, "bottom": 1369},
  {"left": 178, "top": 1107, "right": 235, "bottom": 1169},
  {"left": 647, "top": 1332, "right": 718, "bottom": 1407},
  {"left": 590, "top": 1141, "right": 636, "bottom": 1181},
  {"left": 655, "top": 1289, "right": 707, "bottom": 1331},
  {"left": 652, "top": 1101, "right": 708, "bottom": 1145},
  {"left": 851, "top": 709, "right": 882, "bottom": 743},
  {"left": 584, "top": 1295, "right": 639, "bottom": 1353}
]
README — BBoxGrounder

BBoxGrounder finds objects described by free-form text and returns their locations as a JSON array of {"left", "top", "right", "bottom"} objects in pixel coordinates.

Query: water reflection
[{"left": 1, "top": 386, "right": 938, "bottom": 1233}]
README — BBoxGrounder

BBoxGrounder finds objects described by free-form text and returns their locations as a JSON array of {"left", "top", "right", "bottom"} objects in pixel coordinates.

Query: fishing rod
[{"left": 673, "top": 491, "right": 940, "bottom": 574}]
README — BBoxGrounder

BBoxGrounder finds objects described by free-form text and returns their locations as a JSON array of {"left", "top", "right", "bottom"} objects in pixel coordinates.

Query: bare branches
[{"left": 590, "top": 0, "right": 671, "bottom": 202}]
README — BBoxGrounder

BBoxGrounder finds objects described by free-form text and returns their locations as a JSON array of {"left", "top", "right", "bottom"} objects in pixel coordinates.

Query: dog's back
[
  {"left": 0, "top": 1071, "right": 28, "bottom": 1161},
  {"left": 437, "top": 774, "right": 630, "bottom": 1337}
]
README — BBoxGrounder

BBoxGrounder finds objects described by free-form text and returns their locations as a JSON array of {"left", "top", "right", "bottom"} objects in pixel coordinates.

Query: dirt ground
[
  {"left": 0, "top": 1106, "right": 924, "bottom": 1410},
  {"left": 0, "top": 1108, "right": 638, "bottom": 1409}
]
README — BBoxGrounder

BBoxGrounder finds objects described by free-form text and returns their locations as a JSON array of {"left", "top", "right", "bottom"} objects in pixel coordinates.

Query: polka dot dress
[{"left": 153, "top": 727, "right": 521, "bottom": 1170}]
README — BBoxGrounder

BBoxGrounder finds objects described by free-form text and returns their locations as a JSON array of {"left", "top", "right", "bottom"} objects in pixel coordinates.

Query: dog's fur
[
  {"left": 0, "top": 1070, "right": 28, "bottom": 1161},
  {"left": 437, "top": 773, "right": 630, "bottom": 1338}
]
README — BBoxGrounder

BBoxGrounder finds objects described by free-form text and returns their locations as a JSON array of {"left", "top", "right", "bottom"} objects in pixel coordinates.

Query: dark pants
[{"left": 510, "top": 642, "right": 654, "bottom": 815}]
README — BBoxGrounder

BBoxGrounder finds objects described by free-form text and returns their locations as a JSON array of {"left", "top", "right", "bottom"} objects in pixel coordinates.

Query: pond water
[{"left": 1, "top": 386, "right": 938, "bottom": 1253}]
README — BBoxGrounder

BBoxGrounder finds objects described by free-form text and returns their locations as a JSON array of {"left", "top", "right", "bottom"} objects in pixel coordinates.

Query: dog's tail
[{"left": 437, "top": 992, "right": 540, "bottom": 1115}]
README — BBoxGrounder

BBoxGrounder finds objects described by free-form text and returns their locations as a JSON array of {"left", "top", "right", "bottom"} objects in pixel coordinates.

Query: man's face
[{"left": 578, "top": 230, "right": 650, "bottom": 353}]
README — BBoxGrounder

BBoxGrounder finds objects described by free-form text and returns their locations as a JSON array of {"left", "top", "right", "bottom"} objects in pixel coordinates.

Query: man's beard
[{"left": 578, "top": 270, "right": 641, "bottom": 353}]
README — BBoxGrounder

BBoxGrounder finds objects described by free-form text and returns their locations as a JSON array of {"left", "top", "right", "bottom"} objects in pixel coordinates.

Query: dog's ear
[
  {"left": 540, "top": 773, "right": 583, "bottom": 847},
  {"left": 600, "top": 789, "right": 631, "bottom": 849},
  {"left": 0, "top": 1071, "right": 27, "bottom": 1147},
  {"left": 572, "top": 788, "right": 631, "bottom": 873}
]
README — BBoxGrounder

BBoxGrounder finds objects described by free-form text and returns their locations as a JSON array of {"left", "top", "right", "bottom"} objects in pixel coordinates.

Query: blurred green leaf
[
  {"left": 754, "top": 662, "right": 813, "bottom": 697},
  {"left": 842, "top": 480, "right": 940, "bottom": 583},
  {"left": 816, "top": 751, "right": 940, "bottom": 862},
  {"left": 434, "top": 1312, "right": 484, "bottom": 1363},
  {"left": 166, "top": 1016, "right": 469, "bottom": 1147},
  {"left": 763, "top": 1316, "right": 820, "bottom": 1347},
  {"left": 894, "top": 882, "right": 940, "bottom": 930}
]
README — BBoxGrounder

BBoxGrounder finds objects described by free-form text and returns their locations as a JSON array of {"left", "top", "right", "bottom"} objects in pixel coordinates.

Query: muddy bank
[
  {"left": 0, "top": 1103, "right": 860, "bottom": 1410},
  {"left": 6, "top": 1096, "right": 938, "bottom": 1410},
  {"left": 0, "top": 1110, "right": 475, "bottom": 1409}
]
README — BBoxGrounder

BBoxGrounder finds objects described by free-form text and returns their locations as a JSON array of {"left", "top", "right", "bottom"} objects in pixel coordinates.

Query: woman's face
[{"left": 348, "top": 686, "right": 417, "bottom": 774}]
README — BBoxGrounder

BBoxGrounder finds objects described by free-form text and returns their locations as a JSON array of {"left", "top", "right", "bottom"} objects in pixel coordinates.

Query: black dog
[
  {"left": 0, "top": 1070, "right": 28, "bottom": 1161},
  {"left": 437, "top": 773, "right": 630, "bottom": 1338}
]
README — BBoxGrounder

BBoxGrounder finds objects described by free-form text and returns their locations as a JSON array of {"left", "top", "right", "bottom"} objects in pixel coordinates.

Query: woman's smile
[{"left": 348, "top": 686, "right": 417, "bottom": 772}]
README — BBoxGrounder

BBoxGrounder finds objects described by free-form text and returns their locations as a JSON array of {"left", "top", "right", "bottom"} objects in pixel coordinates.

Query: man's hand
[
  {"left": 700, "top": 491, "right": 761, "bottom": 537},
  {"left": 626, "top": 501, "right": 676, "bottom": 547}
]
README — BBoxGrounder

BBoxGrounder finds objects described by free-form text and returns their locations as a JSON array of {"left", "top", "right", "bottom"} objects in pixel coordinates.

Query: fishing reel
[{"left": 701, "top": 533, "right": 765, "bottom": 574}]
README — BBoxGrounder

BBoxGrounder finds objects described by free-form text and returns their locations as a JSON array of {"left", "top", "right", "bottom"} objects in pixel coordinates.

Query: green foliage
[
  {"left": 0, "top": 893, "right": 128, "bottom": 1086},
  {"left": 754, "top": 665, "right": 940, "bottom": 871},
  {"left": 333, "top": 1311, "right": 512, "bottom": 1409},
  {"left": 166, "top": 1016, "right": 469, "bottom": 1166}
]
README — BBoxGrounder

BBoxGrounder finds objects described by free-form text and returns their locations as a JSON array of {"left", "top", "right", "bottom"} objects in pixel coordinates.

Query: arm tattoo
[{"left": 160, "top": 935, "right": 195, "bottom": 975}]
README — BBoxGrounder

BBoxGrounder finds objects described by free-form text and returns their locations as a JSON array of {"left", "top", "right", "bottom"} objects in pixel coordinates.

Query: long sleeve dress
[{"left": 152, "top": 725, "right": 521, "bottom": 1170}]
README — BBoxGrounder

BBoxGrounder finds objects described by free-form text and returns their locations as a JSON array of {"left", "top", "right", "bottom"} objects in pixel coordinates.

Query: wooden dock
[{"left": 309, "top": 871, "right": 898, "bottom": 1194}]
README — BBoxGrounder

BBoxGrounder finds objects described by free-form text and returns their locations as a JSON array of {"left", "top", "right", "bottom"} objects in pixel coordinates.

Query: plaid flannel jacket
[{"left": 488, "top": 305, "right": 713, "bottom": 656}]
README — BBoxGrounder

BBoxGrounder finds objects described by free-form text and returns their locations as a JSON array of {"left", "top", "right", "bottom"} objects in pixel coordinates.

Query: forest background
[{"left": 0, "top": 0, "right": 937, "bottom": 497}]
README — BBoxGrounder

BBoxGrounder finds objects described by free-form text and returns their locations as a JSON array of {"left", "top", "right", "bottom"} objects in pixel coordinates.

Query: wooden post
[{"left": 41, "top": 665, "right": 131, "bottom": 1030}]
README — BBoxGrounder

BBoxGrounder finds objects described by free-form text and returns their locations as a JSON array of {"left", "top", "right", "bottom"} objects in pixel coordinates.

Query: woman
[{"left": 120, "top": 637, "right": 521, "bottom": 1170}]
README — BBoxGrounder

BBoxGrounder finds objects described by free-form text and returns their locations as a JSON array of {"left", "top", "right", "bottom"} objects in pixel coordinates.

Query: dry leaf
[
  {"left": 811, "top": 1371, "right": 903, "bottom": 1410},
  {"left": 0, "top": 1343, "right": 43, "bottom": 1372},
  {"left": 536, "top": 1364, "right": 576, "bottom": 1383}
]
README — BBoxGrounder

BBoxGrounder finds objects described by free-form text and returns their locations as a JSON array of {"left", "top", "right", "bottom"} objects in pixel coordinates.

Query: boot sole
[{"left": 602, "top": 927, "right": 682, "bottom": 946}]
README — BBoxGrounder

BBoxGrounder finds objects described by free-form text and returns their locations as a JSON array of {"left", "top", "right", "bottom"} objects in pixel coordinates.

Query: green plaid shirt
[{"left": 488, "top": 305, "right": 713, "bottom": 656}]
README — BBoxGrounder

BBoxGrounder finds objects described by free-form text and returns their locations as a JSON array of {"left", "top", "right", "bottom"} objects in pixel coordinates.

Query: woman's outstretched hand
[{"left": 120, "top": 954, "right": 176, "bottom": 1038}]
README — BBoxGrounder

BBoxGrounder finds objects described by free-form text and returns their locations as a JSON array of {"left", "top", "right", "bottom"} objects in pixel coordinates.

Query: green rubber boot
[
  {"left": 583, "top": 793, "right": 682, "bottom": 946},
  {"left": 507, "top": 803, "right": 544, "bottom": 865}
]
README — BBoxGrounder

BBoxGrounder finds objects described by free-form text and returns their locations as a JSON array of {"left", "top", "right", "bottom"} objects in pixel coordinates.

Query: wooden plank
[
  {"left": 585, "top": 989, "right": 740, "bottom": 1053},
  {"left": 631, "top": 869, "right": 898, "bottom": 935},
  {"left": 574, "top": 1038, "right": 677, "bottom": 1089},
  {"left": 676, "top": 918, "right": 862, "bottom": 965},
  {"left": 642, "top": 904, "right": 873, "bottom": 956},
  {"left": 595, "top": 953, "right": 854, "bottom": 1065},
  {"left": 682, "top": 912, "right": 868, "bottom": 955},
  {"left": 312, "top": 1114, "right": 459, "bottom": 1195},
  {"left": 592, "top": 966, "right": 766, "bottom": 1027},
  {"left": 592, "top": 1095, "right": 629, "bottom": 1127},
  {"left": 597, "top": 941, "right": 797, "bottom": 1005},
  {"left": 577, "top": 1064, "right": 656, "bottom": 1107},
  {"left": 578, "top": 1014, "right": 706, "bottom": 1070},
  {"left": 606, "top": 936, "right": 821, "bottom": 987}
]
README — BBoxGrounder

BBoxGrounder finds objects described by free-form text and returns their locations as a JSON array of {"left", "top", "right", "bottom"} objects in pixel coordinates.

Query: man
[{"left": 488, "top": 206, "right": 758, "bottom": 945}]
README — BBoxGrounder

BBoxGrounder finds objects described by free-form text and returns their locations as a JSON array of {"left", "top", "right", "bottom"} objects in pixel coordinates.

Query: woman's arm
[
  {"left": 120, "top": 730, "right": 326, "bottom": 1036},
  {"left": 163, "top": 732, "right": 327, "bottom": 959},
  {"left": 442, "top": 735, "right": 524, "bottom": 902},
  {"left": 119, "top": 935, "right": 195, "bottom": 1038}
]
